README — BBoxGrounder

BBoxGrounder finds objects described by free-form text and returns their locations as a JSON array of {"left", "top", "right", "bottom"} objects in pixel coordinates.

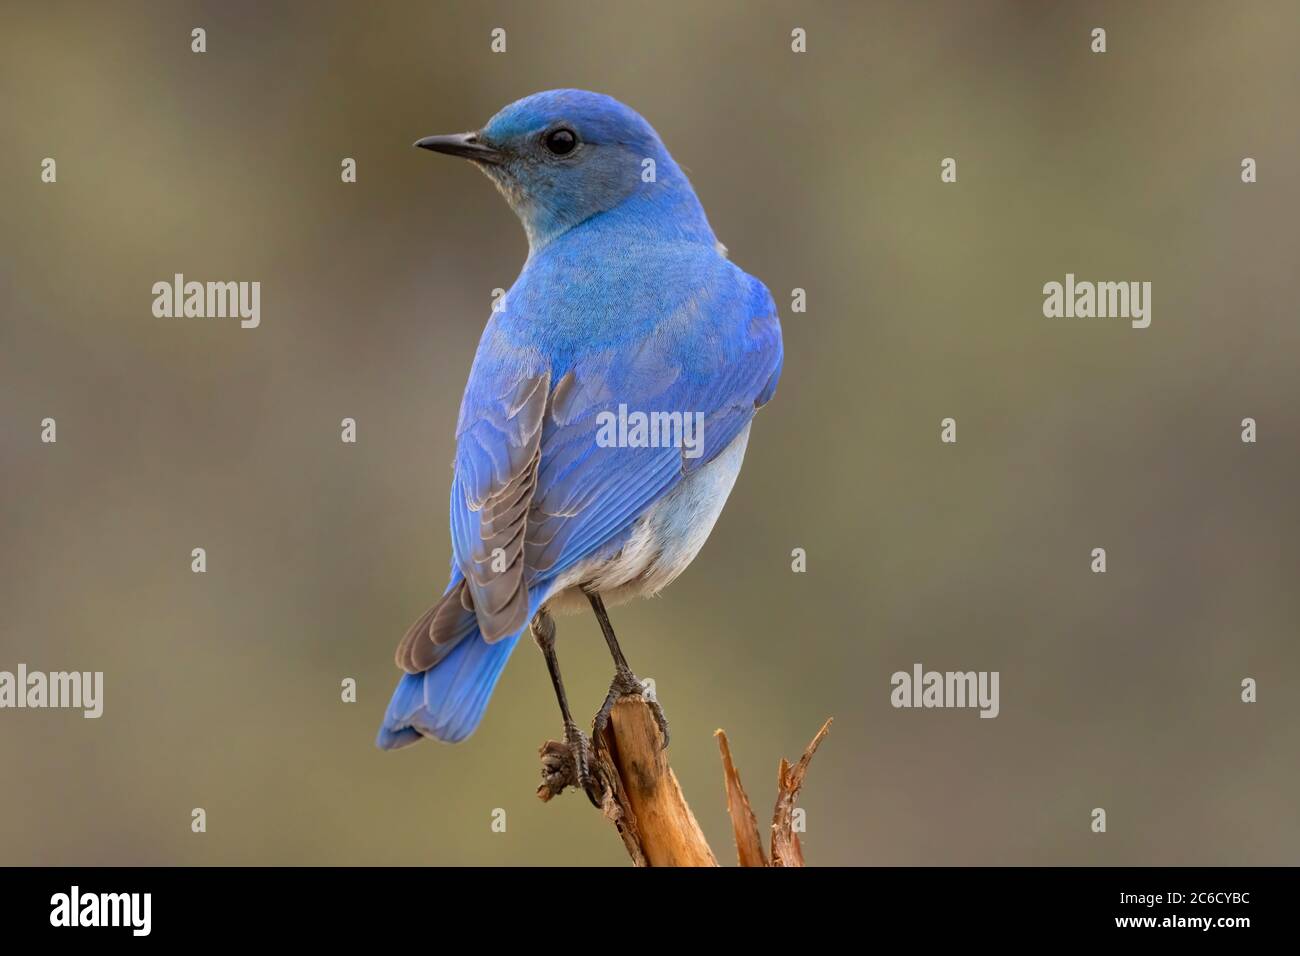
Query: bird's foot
[
  {"left": 537, "top": 721, "right": 599, "bottom": 807},
  {"left": 592, "top": 668, "right": 670, "bottom": 751},
  {"left": 563, "top": 719, "right": 593, "bottom": 791}
]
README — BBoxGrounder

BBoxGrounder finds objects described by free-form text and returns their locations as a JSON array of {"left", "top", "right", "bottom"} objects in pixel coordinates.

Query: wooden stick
[
  {"left": 715, "top": 729, "right": 768, "bottom": 867},
  {"left": 770, "top": 717, "right": 832, "bottom": 866},
  {"left": 539, "top": 694, "right": 830, "bottom": 868},
  {"left": 596, "top": 696, "right": 717, "bottom": 867}
]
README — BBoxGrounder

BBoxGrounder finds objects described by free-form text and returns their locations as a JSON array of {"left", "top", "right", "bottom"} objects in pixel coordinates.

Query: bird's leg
[
  {"left": 585, "top": 589, "right": 670, "bottom": 749},
  {"left": 531, "top": 609, "right": 595, "bottom": 802}
]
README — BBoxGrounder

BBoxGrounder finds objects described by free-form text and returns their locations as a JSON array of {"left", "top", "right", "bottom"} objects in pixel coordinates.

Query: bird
[{"left": 377, "top": 89, "right": 783, "bottom": 792}]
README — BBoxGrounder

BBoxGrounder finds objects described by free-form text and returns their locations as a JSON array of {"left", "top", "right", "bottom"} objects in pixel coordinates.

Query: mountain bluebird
[{"left": 378, "top": 89, "right": 783, "bottom": 791}]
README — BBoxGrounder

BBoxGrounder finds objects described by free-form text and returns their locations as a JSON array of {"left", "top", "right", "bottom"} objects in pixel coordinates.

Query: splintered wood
[{"left": 539, "top": 694, "right": 831, "bottom": 868}]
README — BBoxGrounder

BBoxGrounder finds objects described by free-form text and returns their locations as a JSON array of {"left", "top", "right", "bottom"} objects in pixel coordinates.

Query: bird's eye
[{"left": 543, "top": 128, "right": 578, "bottom": 156}]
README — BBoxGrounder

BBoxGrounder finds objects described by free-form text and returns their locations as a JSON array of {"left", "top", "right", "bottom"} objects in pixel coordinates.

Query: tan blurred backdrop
[{"left": 1, "top": 0, "right": 1298, "bottom": 865}]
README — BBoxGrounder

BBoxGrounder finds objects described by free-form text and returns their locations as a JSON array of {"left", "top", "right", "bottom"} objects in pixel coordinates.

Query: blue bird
[{"left": 378, "top": 90, "right": 782, "bottom": 791}]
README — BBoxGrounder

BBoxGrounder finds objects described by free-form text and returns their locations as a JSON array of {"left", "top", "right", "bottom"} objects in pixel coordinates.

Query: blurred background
[{"left": 1, "top": 0, "right": 1298, "bottom": 865}]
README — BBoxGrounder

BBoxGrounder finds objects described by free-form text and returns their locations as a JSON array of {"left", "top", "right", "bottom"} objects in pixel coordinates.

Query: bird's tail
[
  {"left": 376, "top": 585, "right": 541, "bottom": 748},
  {"left": 376, "top": 631, "right": 521, "bottom": 747}
]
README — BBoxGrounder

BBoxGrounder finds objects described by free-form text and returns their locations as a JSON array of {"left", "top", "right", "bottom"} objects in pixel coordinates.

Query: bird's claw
[
  {"left": 593, "top": 669, "right": 670, "bottom": 751},
  {"left": 537, "top": 723, "right": 598, "bottom": 807}
]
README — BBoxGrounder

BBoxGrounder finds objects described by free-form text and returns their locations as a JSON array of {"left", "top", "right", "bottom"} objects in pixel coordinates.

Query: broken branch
[{"left": 539, "top": 696, "right": 831, "bottom": 867}]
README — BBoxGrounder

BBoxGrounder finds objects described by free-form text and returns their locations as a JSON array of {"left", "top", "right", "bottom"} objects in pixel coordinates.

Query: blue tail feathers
[{"left": 376, "top": 627, "right": 522, "bottom": 748}]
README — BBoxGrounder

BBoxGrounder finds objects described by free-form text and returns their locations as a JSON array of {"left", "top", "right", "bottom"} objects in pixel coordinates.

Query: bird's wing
[
  {"left": 526, "top": 301, "right": 781, "bottom": 584},
  {"left": 435, "top": 265, "right": 782, "bottom": 657},
  {"left": 447, "top": 360, "right": 550, "bottom": 644}
]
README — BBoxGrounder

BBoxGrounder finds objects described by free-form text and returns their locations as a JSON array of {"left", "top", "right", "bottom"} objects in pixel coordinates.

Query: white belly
[{"left": 543, "top": 422, "right": 751, "bottom": 614}]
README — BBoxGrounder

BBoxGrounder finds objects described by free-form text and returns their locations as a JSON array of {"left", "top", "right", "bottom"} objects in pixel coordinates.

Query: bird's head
[{"left": 415, "top": 89, "right": 710, "bottom": 250}]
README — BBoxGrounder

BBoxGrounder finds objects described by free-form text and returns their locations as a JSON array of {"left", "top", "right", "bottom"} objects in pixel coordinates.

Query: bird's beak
[{"left": 413, "top": 132, "right": 504, "bottom": 165}]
